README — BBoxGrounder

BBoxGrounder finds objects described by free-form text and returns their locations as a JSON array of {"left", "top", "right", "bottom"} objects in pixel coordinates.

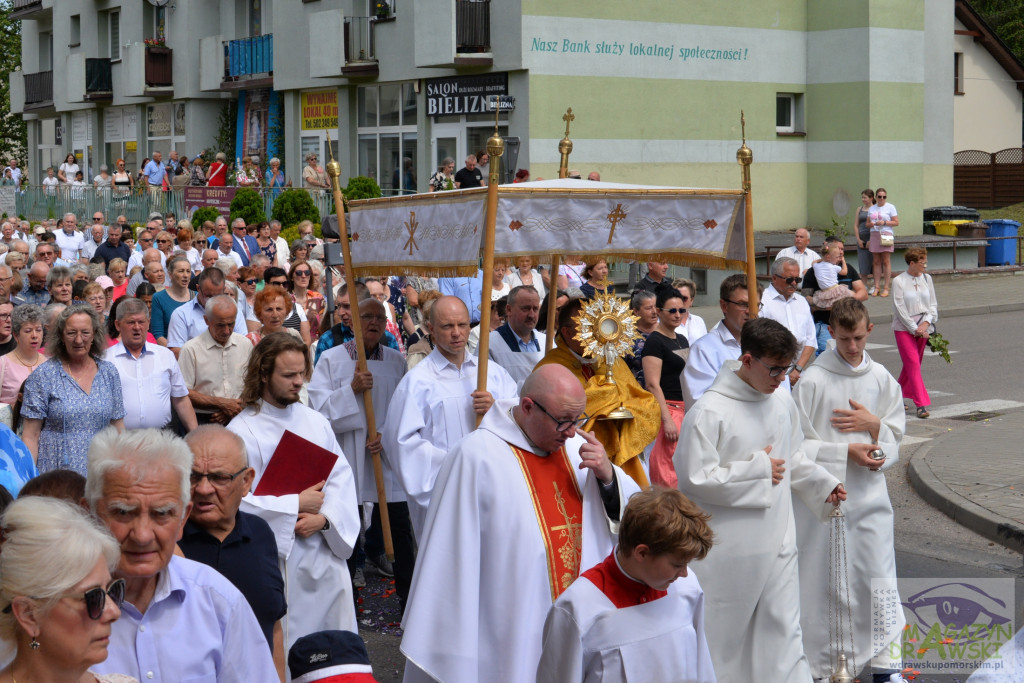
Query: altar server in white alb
[
  {"left": 382, "top": 295, "right": 518, "bottom": 538},
  {"left": 308, "top": 297, "right": 416, "bottom": 611},
  {"left": 488, "top": 285, "right": 546, "bottom": 390},
  {"left": 537, "top": 486, "right": 716, "bottom": 683},
  {"left": 228, "top": 332, "right": 360, "bottom": 648},
  {"left": 674, "top": 317, "right": 846, "bottom": 682},
  {"left": 401, "top": 364, "right": 639, "bottom": 683},
  {"left": 792, "top": 298, "right": 906, "bottom": 682}
]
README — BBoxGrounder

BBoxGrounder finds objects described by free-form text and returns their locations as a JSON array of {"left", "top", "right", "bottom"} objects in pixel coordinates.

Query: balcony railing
[
  {"left": 24, "top": 70, "right": 53, "bottom": 107},
  {"left": 11, "top": 0, "right": 45, "bottom": 19},
  {"left": 85, "top": 58, "right": 112, "bottom": 98},
  {"left": 344, "top": 17, "right": 377, "bottom": 74},
  {"left": 224, "top": 34, "right": 274, "bottom": 81},
  {"left": 145, "top": 46, "right": 173, "bottom": 87},
  {"left": 456, "top": 0, "right": 490, "bottom": 53}
]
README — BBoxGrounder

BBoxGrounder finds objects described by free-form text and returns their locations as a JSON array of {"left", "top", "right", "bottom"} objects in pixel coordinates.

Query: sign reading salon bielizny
[{"left": 426, "top": 73, "right": 514, "bottom": 117}]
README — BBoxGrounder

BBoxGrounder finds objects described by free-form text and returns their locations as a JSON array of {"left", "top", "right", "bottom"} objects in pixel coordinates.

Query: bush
[
  {"left": 191, "top": 206, "right": 221, "bottom": 231},
  {"left": 272, "top": 188, "right": 321, "bottom": 229},
  {"left": 229, "top": 187, "right": 266, "bottom": 226},
  {"left": 280, "top": 223, "right": 323, "bottom": 247},
  {"left": 344, "top": 176, "right": 382, "bottom": 202}
]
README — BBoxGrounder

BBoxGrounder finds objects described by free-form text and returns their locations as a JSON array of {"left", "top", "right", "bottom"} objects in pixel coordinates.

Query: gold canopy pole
[
  {"left": 475, "top": 102, "right": 505, "bottom": 427},
  {"left": 737, "top": 111, "right": 759, "bottom": 317},
  {"left": 546, "top": 107, "right": 575, "bottom": 352},
  {"left": 324, "top": 133, "right": 393, "bottom": 563}
]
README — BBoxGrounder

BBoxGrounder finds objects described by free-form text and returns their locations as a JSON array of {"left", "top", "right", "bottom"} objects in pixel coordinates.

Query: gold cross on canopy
[
  {"left": 403, "top": 211, "right": 419, "bottom": 255},
  {"left": 606, "top": 203, "right": 627, "bottom": 244}
]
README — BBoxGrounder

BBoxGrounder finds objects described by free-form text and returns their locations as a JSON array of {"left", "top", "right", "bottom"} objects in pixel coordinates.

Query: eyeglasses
[
  {"left": 190, "top": 467, "right": 248, "bottom": 489},
  {"left": 93, "top": 217, "right": 104, "bottom": 221},
  {"left": 723, "top": 298, "right": 749, "bottom": 310},
  {"left": 531, "top": 398, "right": 589, "bottom": 432},
  {"left": 773, "top": 275, "right": 802, "bottom": 285},
  {"left": 660, "top": 307, "right": 687, "bottom": 315},
  {"left": 268, "top": 280, "right": 288, "bottom": 287},
  {"left": 156, "top": 239, "right": 171, "bottom": 244},
  {"left": 877, "top": 194, "right": 886, "bottom": 199},
  {"left": 753, "top": 356, "right": 796, "bottom": 378},
  {"left": 28, "top": 578, "right": 127, "bottom": 621},
  {"left": 243, "top": 278, "right": 258, "bottom": 285},
  {"left": 360, "top": 313, "right": 388, "bottom": 323}
]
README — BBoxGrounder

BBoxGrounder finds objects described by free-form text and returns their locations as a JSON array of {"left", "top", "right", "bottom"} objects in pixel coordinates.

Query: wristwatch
[
  {"left": 321, "top": 517, "right": 331, "bottom": 531},
  {"left": 793, "top": 364, "right": 804, "bottom": 373}
]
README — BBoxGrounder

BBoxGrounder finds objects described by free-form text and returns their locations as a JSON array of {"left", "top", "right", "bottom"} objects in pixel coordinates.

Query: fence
[
  {"left": 11, "top": 186, "right": 334, "bottom": 226},
  {"left": 953, "top": 148, "right": 1024, "bottom": 209}
]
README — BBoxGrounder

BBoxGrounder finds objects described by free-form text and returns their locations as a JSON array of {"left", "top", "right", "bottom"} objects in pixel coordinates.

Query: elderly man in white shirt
[
  {"left": 759, "top": 257, "right": 817, "bottom": 390},
  {"left": 105, "top": 297, "right": 198, "bottom": 431},
  {"left": 774, "top": 228, "right": 820, "bottom": 276},
  {"left": 179, "top": 294, "right": 253, "bottom": 425},
  {"left": 167, "top": 268, "right": 248, "bottom": 355}
]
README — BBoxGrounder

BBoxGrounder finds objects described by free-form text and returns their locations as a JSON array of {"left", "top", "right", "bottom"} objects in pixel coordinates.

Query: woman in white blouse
[
  {"left": 892, "top": 247, "right": 937, "bottom": 418},
  {"left": 57, "top": 153, "right": 79, "bottom": 185},
  {"left": 504, "top": 255, "right": 546, "bottom": 300}
]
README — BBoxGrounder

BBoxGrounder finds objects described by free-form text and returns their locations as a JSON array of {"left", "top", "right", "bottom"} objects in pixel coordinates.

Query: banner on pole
[{"left": 345, "top": 180, "right": 747, "bottom": 276}]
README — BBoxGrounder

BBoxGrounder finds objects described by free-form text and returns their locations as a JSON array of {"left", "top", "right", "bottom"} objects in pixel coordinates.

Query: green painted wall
[{"left": 521, "top": 0, "right": 807, "bottom": 31}]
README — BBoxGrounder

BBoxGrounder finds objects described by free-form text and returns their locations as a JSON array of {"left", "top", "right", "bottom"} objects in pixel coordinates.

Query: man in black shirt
[
  {"left": 800, "top": 237, "right": 869, "bottom": 355},
  {"left": 94, "top": 222, "right": 132, "bottom": 268},
  {"left": 454, "top": 154, "right": 484, "bottom": 189},
  {"left": 632, "top": 261, "right": 669, "bottom": 294}
]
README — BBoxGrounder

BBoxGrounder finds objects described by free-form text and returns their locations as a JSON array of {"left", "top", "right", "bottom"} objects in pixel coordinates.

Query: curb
[{"left": 907, "top": 435, "right": 1024, "bottom": 554}]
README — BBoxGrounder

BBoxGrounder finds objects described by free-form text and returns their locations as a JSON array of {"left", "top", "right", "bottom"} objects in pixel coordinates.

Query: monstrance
[{"left": 572, "top": 279, "right": 642, "bottom": 420}]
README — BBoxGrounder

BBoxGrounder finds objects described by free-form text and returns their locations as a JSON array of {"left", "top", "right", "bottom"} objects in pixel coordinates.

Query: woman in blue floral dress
[{"left": 20, "top": 305, "right": 125, "bottom": 475}]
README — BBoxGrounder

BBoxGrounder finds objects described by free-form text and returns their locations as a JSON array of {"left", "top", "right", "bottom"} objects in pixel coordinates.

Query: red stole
[
  {"left": 582, "top": 552, "right": 668, "bottom": 609},
  {"left": 508, "top": 444, "right": 584, "bottom": 602}
]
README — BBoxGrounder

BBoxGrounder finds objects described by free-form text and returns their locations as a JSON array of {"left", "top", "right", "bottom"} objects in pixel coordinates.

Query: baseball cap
[
  {"left": 95, "top": 275, "right": 114, "bottom": 290},
  {"left": 288, "top": 631, "right": 378, "bottom": 683}
]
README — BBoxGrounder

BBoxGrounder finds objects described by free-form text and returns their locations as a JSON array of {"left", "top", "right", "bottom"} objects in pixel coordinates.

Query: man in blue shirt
[
  {"left": 438, "top": 269, "right": 484, "bottom": 325},
  {"left": 143, "top": 151, "right": 167, "bottom": 188}
]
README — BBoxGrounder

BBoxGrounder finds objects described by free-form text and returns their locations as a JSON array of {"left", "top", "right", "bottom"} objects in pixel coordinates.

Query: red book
[{"left": 253, "top": 430, "right": 338, "bottom": 496}]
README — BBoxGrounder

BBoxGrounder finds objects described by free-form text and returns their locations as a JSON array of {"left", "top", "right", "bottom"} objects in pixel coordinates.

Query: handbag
[{"left": 880, "top": 231, "right": 895, "bottom": 247}]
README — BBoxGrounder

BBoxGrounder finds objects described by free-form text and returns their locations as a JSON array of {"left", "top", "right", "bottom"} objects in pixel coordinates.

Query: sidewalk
[{"left": 689, "top": 270, "right": 1024, "bottom": 553}]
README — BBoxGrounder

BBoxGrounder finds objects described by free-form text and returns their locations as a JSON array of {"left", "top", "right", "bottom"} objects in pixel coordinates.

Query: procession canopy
[{"left": 344, "top": 180, "right": 748, "bottom": 277}]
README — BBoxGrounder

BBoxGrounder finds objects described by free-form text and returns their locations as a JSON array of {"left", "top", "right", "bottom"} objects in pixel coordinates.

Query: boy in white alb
[{"left": 537, "top": 487, "right": 717, "bottom": 683}]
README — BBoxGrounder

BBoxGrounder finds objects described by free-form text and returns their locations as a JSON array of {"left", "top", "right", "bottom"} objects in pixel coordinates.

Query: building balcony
[
  {"left": 23, "top": 70, "right": 52, "bottom": 108},
  {"left": 456, "top": 0, "right": 490, "bottom": 59},
  {"left": 146, "top": 46, "right": 173, "bottom": 88},
  {"left": 85, "top": 58, "right": 113, "bottom": 100},
  {"left": 343, "top": 17, "right": 378, "bottom": 77},
  {"left": 10, "top": 0, "right": 51, "bottom": 20},
  {"left": 223, "top": 34, "right": 273, "bottom": 88}
]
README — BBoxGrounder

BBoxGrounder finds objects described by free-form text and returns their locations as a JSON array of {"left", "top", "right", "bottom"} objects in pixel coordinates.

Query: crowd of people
[{"left": 0, "top": 189, "right": 969, "bottom": 683}]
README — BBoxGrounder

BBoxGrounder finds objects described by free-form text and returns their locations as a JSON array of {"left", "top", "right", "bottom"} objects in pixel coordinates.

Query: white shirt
[
  {"left": 381, "top": 346, "right": 519, "bottom": 538},
  {"left": 81, "top": 238, "right": 103, "bottom": 260},
  {"left": 774, "top": 245, "right": 820, "bottom": 276},
  {"left": 683, "top": 320, "right": 740, "bottom": 403},
  {"left": 759, "top": 284, "right": 817, "bottom": 350},
  {"left": 218, "top": 249, "right": 244, "bottom": 268},
  {"left": 674, "top": 312, "right": 708, "bottom": 344},
  {"left": 166, "top": 298, "right": 248, "bottom": 349},
  {"left": 53, "top": 229, "right": 85, "bottom": 261},
  {"left": 128, "top": 250, "right": 167, "bottom": 273},
  {"left": 105, "top": 341, "right": 189, "bottom": 429}
]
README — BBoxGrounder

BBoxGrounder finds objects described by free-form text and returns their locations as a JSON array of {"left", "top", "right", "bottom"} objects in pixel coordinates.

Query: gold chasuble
[
  {"left": 509, "top": 444, "right": 585, "bottom": 601},
  {"left": 536, "top": 346, "right": 656, "bottom": 488}
]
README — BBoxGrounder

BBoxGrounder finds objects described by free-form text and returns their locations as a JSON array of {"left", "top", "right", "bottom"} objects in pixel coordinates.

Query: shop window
[{"left": 357, "top": 83, "right": 419, "bottom": 194}]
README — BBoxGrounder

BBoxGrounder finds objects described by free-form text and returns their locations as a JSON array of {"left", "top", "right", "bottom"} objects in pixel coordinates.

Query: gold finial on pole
[
  {"left": 736, "top": 111, "right": 758, "bottom": 317},
  {"left": 558, "top": 107, "right": 574, "bottom": 180},
  {"left": 324, "top": 130, "right": 395, "bottom": 563}
]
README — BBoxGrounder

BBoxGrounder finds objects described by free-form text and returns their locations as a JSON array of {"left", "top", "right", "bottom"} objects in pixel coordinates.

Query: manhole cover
[{"left": 949, "top": 411, "right": 1002, "bottom": 421}]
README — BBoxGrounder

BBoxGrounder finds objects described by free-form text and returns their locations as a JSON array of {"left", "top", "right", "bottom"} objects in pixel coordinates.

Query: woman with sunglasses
[
  {"left": 867, "top": 187, "right": 898, "bottom": 297},
  {"left": 0, "top": 495, "right": 134, "bottom": 683},
  {"left": 641, "top": 286, "right": 691, "bottom": 488},
  {"left": 671, "top": 277, "right": 707, "bottom": 343},
  {"left": 288, "top": 261, "right": 324, "bottom": 343},
  {"left": 111, "top": 160, "right": 133, "bottom": 201}
]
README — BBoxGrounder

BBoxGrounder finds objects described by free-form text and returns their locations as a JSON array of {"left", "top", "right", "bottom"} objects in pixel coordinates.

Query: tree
[
  {"left": 0, "top": 2, "right": 27, "bottom": 169},
  {"left": 971, "top": 1, "right": 1024, "bottom": 58}
]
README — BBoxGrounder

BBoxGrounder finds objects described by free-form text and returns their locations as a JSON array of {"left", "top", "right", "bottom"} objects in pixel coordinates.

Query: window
[
  {"left": 357, "top": 83, "right": 419, "bottom": 195},
  {"left": 776, "top": 93, "right": 804, "bottom": 135},
  {"left": 110, "top": 12, "right": 120, "bottom": 61},
  {"left": 38, "top": 32, "right": 52, "bottom": 70},
  {"left": 954, "top": 52, "right": 965, "bottom": 95},
  {"left": 69, "top": 15, "right": 81, "bottom": 47}
]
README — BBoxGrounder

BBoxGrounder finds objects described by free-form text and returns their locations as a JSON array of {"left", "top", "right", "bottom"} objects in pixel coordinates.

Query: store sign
[
  {"left": 184, "top": 187, "right": 236, "bottom": 217},
  {"left": 147, "top": 104, "right": 172, "bottom": 138},
  {"left": 301, "top": 90, "right": 339, "bottom": 130},
  {"left": 425, "top": 73, "right": 510, "bottom": 117}
]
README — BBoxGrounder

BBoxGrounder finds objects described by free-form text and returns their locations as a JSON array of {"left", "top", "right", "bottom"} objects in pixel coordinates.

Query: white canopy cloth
[{"left": 345, "top": 181, "right": 748, "bottom": 277}]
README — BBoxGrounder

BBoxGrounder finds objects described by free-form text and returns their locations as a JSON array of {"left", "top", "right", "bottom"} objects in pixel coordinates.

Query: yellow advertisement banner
[{"left": 301, "top": 90, "right": 339, "bottom": 130}]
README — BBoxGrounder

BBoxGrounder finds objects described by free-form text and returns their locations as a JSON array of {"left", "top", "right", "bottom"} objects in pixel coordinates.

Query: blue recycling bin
[{"left": 982, "top": 219, "right": 1020, "bottom": 266}]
